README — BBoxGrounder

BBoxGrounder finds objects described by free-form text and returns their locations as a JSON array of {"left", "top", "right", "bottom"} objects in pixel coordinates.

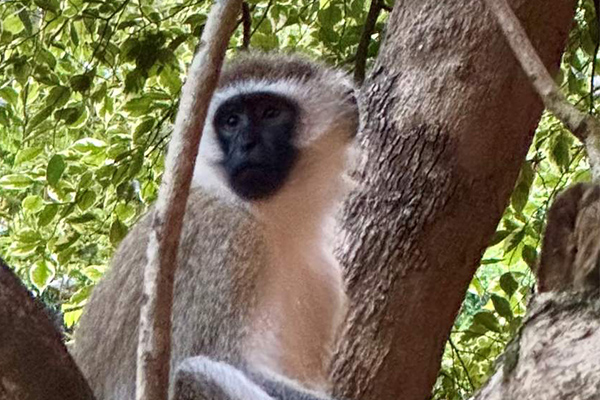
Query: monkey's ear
[{"left": 172, "top": 356, "right": 274, "bottom": 400}]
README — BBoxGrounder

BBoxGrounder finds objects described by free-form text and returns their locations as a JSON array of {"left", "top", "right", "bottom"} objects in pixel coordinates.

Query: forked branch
[{"left": 481, "top": 0, "right": 600, "bottom": 179}]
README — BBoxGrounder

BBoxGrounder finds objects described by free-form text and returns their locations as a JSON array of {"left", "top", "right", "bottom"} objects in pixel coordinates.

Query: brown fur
[
  {"left": 72, "top": 191, "right": 268, "bottom": 399},
  {"left": 219, "top": 54, "right": 319, "bottom": 89}
]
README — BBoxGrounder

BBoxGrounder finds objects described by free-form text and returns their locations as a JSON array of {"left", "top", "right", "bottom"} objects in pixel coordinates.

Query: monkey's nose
[{"left": 238, "top": 132, "right": 260, "bottom": 152}]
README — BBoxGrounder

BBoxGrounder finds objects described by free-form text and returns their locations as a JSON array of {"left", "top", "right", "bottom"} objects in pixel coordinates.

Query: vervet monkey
[{"left": 72, "top": 52, "right": 358, "bottom": 400}]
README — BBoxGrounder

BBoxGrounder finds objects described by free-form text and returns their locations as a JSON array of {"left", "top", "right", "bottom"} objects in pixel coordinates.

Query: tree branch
[
  {"left": 590, "top": 0, "right": 600, "bottom": 114},
  {"left": 241, "top": 2, "right": 251, "bottom": 49},
  {"left": 0, "top": 257, "right": 96, "bottom": 400},
  {"left": 354, "top": 0, "right": 382, "bottom": 84},
  {"left": 481, "top": 0, "right": 600, "bottom": 179},
  {"left": 135, "top": 1, "right": 242, "bottom": 400}
]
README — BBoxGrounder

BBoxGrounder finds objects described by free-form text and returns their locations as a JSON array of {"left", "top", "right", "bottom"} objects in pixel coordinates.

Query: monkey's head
[{"left": 194, "top": 52, "right": 358, "bottom": 205}]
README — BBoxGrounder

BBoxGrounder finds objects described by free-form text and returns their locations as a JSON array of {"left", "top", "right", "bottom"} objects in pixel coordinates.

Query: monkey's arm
[
  {"left": 173, "top": 357, "right": 334, "bottom": 400},
  {"left": 173, "top": 356, "right": 273, "bottom": 400}
]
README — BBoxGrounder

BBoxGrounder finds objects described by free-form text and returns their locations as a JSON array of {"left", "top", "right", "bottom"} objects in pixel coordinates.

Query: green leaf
[
  {"left": 34, "top": 0, "right": 60, "bottom": 13},
  {"left": 55, "top": 105, "right": 84, "bottom": 125},
  {"left": 318, "top": 5, "right": 343, "bottom": 26},
  {"left": 37, "top": 48, "right": 57, "bottom": 69},
  {"left": 63, "top": 307, "right": 83, "bottom": 328},
  {"left": 481, "top": 258, "right": 503, "bottom": 265},
  {"left": 69, "top": 286, "right": 92, "bottom": 305},
  {"left": 4, "top": 15, "right": 24, "bottom": 34},
  {"left": 78, "top": 171, "right": 94, "bottom": 189},
  {"left": 67, "top": 213, "right": 96, "bottom": 224},
  {"left": 29, "top": 260, "right": 55, "bottom": 292},
  {"left": 125, "top": 69, "right": 146, "bottom": 93},
  {"left": 522, "top": 245, "right": 538, "bottom": 269},
  {"left": 83, "top": 265, "right": 105, "bottom": 282},
  {"left": 54, "top": 231, "right": 80, "bottom": 252},
  {"left": 115, "top": 203, "right": 135, "bottom": 221},
  {"left": 0, "top": 174, "right": 34, "bottom": 189},
  {"left": 550, "top": 132, "right": 572, "bottom": 171},
  {"left": 124, "top": 97, "right": 152, "bottom": 116},
  {"left": 500, "top": 272, "right": 519, "bottom": 297},
  {"left": 0, "top": 86, "right": 18, "bottom": 105},
  {"left": 38, "top": 204, "right": 59, "bottom": 227},
  {"left": 133, "top": 118, "right": 155, "bottom": 145},
  {"left": 18, "top": 9, "right": 32, "bottom": 34},
  {"left": 47, "top": 155, "right": 66, "bottom": 186},
  {"left": 473, "top": 311, "right": 501, "bottom": 333},
  {"left": 128, "top": 151, "right": 144, "bottom": 178},
  {"left": 70, "top": 74, "right": 93, "bottom": 93},
  {"left": 22, "top": 195, "right": 44, "bottom": 213},
  {"left": 159, "top": 65, "right": 182, "bottom": 95},
  {"left": 19, "top": 229, "right": 41, "bottom": 243},
  {"left": 251, "top": 33, "right": 279, "bottom": 50},
  {"left": 76, "top": 190, "right": 96, "bottom": 211},
  {"left": 504, "top": 229, "right": 525, "bottom": 253},
  {"left": 491, "top": 294, "right": 513, "bottom": 320},
  {"left": 70, "top": 24, "right": 79, "bottom": 46},
  {"left": 489, "top": 230, "right": 510, "bottom": 246},
  {"left": 57, "top": 247, "right": 76, "bottom": 265},
  {"left": 71, "top": 138, "right": 107, "bottom": 153},
  {"left": 511, "top": 162, "right": 534, "bottom": 213},
  {"left": 15, "top": 147, "right": 43, "bottom": 165},
  {"left": 110, "top": 218, "right": 128, "bottom": 246},
  {"left": 28, "top": 106, "right": 54, "bottom": 131},
  {"left": 45, "top": 86, "right": 71, "bottom": 109}
]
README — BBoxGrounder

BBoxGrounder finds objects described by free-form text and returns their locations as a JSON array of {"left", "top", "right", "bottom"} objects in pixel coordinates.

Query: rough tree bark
[
  {"left": 0, "top": 258, "right": 95, "bottom": 400},
  {"left": 331, "top": 2, "right": 576, "bottom": 400},
  {"left": 473, "top": 184, "right": 600, "bottom": 400}
]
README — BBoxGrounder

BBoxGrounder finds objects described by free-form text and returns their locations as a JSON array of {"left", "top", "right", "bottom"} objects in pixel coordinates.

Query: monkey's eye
[
  {"left": 225, "top": 114, "right": 240, "bottom": 128},
  {"left": 262, "top": 107, "right": 280, "bottom": 119}
]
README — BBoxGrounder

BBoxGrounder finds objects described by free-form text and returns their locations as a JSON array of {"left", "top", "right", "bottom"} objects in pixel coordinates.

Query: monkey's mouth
[
  {"left": 232, "top": 162, "right": 267, "bottom": 180},
  {"left": 229, "top": 162, "right": 282, "bottom": 200}
]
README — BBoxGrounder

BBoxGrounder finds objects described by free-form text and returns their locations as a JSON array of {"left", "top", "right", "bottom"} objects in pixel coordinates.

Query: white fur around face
[{"left": 192, "top": 76, "right": 355, "bottom": 200}]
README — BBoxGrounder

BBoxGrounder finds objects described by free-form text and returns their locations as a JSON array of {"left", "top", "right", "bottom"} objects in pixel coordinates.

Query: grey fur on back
[{"left": 72, "top": 189, "right": 268, "bottom": 400}]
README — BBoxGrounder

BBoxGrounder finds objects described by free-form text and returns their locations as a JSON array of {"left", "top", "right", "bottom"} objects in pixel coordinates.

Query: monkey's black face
[{"left": 214, "top": 92, "right": 299, "bottom": 201}]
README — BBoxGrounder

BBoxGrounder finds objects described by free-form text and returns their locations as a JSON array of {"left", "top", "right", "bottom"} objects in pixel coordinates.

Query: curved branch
[
  {"left": 135, "top": 1, "right": 242, "bottom": 400},
  {"left": 354, "top": 0, "right": 382, "bottom": 84}
]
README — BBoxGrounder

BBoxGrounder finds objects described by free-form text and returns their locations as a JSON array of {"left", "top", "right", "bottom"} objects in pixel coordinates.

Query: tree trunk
[
  {"left": 0, "top": 258, "right": 95, "bottom": 400},
  {"left": 331, "top": 2, "right": 576, "bottom": 400},
  {"left": 473, "top": 184, "right": 600, "bottom": 400}
]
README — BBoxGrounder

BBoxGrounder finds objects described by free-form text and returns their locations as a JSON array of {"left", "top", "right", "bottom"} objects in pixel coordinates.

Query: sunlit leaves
[
  {"left": 46, "top": 155, "right": 66, "bottom": 187},
  {"left": 38, "top": 204, "right": 59, "bottom": 227},
  {"left": 29, "top": 260, "right": 56, "bottom": 292},
  {"left": 491, "top": 294, "right": 513, "bottom": 320},
  {"left": 499, "top": 272, "right": 519, "bottom": 297},
  {"left": 22, "top": 195, "right": 44, "bottom": 214},
  {"left": 0, "top": 174, "right": 35, "bottom": 189},
  {"left": 109, "top": 218, "right": 128, "bottom": 246}
]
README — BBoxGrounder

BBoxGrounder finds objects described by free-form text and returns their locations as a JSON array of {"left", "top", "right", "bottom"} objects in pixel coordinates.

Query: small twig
[
  {"left": 135, "top": 1, "right": 242, "bottom": 400},
  {"left": 481, "top": 0, "right": 600, "bottom": 180},
  {"left": 241, "top": 2, "right": 251, "bottom": 49},
  {"left": 249, "top": 0, "right": 272, "bottom": 39},
  {"left": 448, "top": 337, "right": 475, "bottom": 390},
  {"left": 590, "top": 0, "right": 600, "bottom": 115},
  {"left": 354, "top": 0, "right": 383, "bottom": 84}
]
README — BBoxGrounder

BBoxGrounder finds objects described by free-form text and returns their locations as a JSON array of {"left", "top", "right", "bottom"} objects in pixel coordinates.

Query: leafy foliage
[
  {"left": 0, "top": 0, "right": 593, "bottom": 398},
  {"left": 0, "top": 0, "right": 387, "bottom": 328}
]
